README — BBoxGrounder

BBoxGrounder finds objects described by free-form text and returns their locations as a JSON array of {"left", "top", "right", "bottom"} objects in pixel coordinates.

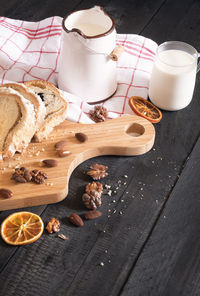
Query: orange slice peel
[
  {"left": 129, "top": 96, "right": 162, "bottom": 123},
  {"left": 1, "top": 211, "right": 44, "bottom": 245}
]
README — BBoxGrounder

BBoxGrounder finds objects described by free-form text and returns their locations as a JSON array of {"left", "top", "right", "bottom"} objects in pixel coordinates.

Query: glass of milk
[{"left": 149, "top": 41, "right": 199, "bottom": 111}]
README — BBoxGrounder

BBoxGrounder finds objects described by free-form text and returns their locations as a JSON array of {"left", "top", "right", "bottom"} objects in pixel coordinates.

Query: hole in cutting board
[{"left": 125, "top": 123, "right": 145, "bottom": 137}]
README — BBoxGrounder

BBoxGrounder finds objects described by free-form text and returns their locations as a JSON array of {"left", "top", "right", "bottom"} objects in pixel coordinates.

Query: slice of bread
[
  {"left": 24, "top": 80, "right": 68, "bottom": 142},
  {"left": 3, "top": 83, "right": 46, "bottom": 131},
  {"left": 0, "top": 87, "right": 36, "bottom": 159}
]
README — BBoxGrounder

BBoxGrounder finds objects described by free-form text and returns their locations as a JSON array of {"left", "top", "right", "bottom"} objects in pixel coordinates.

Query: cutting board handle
[{"left": 69, "top": 115, "right": 155, "bottom": 158}]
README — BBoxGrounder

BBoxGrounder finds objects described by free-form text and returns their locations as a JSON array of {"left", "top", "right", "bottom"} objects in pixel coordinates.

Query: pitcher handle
[
  {"left": 109, "top": 45, "right": 125, "bottom": 61},
  {"left": 197, "top": 53, "right": 200, "bottom": 73}
]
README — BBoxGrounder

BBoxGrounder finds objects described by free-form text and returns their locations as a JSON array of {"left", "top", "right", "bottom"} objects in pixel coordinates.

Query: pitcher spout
[{"left": 62, "top": 6, "right": 115, "bottom": 39}]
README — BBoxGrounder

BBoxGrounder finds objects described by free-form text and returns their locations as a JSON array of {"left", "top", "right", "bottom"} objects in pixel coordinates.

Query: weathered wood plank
[
  {"left": 0, "top": 0, "right": 21, "bottom": 17},
  {"left": 120, "top": 136, "right": 200, "bottom": 296},
  {"left": 68, "top": 0, "right": 166, "bottom": 34},
  {"left": 0, "top": 152, "right": 179, "bottom": 296},
  {"left": 3, "top": 0, "right": 83, "bottom": 21},
  {"left": 0, "top": 0, "right": 83, "bottom": 280},
  {"left": 0, "top": 0, "right": 200, "bottom": 295},
  {"left": 0, "top": 133, "right": 198, "bottom": 296},
  {"left": 141, "top": 0, "right": 200, "bottom": 47},
  {"left": 3, "top": 0, "right": 167, "bottom": 35},
  {"left": 0, "top": 205, "right": 46, "bottom": 274},
  {"left": 0, "top": 0, "right": 165, "bottom": 276},
  {"left": 62, "top": 0, "right": 200, "bottom": 294}
]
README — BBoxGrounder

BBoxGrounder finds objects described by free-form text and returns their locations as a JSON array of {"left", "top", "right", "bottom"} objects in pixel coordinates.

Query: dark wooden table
[{"left": 0, "top": 0, "right": 200, "bottom": 295}]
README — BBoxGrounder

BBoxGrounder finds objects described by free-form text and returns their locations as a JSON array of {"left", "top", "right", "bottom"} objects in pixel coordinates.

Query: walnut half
[
  {"left": 89, "top": 105, "right": 108, "bottom": 122},
  {"left": 82, "top": 182, "right": 103, "bottom": 210},
  {"left": 87, "top": 164, "right": 108, "bottom": 180},
  {"left": 46, "top": 217, "right": 60, "bottom": 234}
]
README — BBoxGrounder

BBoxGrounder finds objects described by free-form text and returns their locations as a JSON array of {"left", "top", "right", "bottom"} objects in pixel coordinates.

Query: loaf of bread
[
  {"left": 3, "top": 83, "right": 46, "bottom": 130},
  {"left": 0, "top": 80, "right": 68, "bottom": 159},
  {"left": 0, "top": 87, "right": 36, "bottom": 160},
  {"left": 24, "top": 80, "right": 68, "bottom": 142}
]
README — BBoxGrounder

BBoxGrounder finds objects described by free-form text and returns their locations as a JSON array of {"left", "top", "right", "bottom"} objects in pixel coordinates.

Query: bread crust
[
  {"left": 0, "top": 87, "right": 36, "bottom": 159},
  {"left": 24, "top": 80, "right": 67, "bottom": 142},
  {"left": 3, "top": 83, "right": 46, "bottom": 130}
]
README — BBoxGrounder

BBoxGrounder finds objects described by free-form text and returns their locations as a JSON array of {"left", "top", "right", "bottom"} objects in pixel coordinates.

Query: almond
[
  {"left": 85, "top": 210, "right": 102, "bottom": 220},
  {"left": 57, "top": 150, "right": 71, "bottom": 158},
  {"left": 69, "top": 213, "right": 84, "bottom": 227},
  {"left": 42, "top": 159, "right": 58, "bottom": 167},
  {"left": 0, "top": 188, "right": 13, "bottom": 199},
  {"left": 75, "top": 132, "right": 88, "bottom": 143},
  {"left": 55, "top": 140, "right": 67, "bottom": 150}
]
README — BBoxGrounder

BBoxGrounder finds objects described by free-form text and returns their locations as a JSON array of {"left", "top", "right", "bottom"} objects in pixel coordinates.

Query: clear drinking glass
[{"left": 149, "top": 41, "right": 200, "bottom": 111}]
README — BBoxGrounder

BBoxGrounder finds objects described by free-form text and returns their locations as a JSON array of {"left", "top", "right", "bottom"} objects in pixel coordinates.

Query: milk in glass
[{"left": 149, "top": 49, "right": 196, "bottom": 111}]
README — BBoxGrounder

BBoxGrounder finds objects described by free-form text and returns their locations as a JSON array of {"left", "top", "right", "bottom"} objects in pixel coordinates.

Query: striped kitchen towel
[{"left": 0, "top": 16, "right": 157, "bottom": 123}]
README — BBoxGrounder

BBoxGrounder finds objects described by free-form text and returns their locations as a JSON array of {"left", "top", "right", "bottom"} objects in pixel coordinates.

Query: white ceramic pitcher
[{"left": 58, "top": 6, "right": 120, "bottom": 103}]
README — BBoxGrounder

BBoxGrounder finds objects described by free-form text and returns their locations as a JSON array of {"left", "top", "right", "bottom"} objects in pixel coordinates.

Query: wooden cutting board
[{"left": 0, "top": 115, "right": 155, "bottom": 211}]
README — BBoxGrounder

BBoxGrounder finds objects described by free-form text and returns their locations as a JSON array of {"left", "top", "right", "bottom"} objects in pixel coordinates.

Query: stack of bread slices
[{"left": 0, "top": 80, "right": 68, "bottom": 160}]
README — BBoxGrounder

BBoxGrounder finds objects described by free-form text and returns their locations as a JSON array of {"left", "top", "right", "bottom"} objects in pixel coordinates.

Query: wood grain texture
[
  {"left": 4, "top": 0, "right": 166, "bottom": 34},
  {"left": 0, "top": 149, "right": 179, "bottom": 296},
  {"left": 141, "top": 0, "right": 200, "bottom": 47},
  {"left": 3, "top": 0, "right": 82, "bottom": 21},
  {"left": 0, "top": 0, "right": 200, "bottom": 296},
  {"left": 71, "top": 0, "right": 166, "bottom": 34},
  {"left": 0, "top": 116, "right": 155, "bottom": 211},
  {"left": 120, "top": 136, "right": 200, "bottom": 296}
]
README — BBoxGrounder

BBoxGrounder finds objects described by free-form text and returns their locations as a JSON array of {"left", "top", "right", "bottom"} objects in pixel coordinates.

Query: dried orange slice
[
  {"left": 129, "top": 96, "right": 162, "bottom": 123},
  {"left": 1, "top": 211, "right": 44, "bottom": 245}
]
